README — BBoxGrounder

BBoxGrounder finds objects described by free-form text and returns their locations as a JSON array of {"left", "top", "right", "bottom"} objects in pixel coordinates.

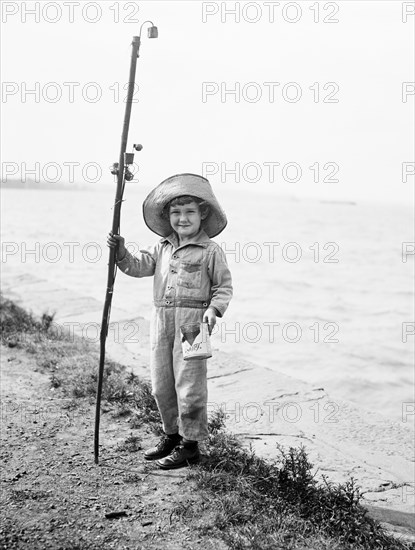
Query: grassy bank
[{"left": 0, "top": 295, "right": 411, "bottom": 550}]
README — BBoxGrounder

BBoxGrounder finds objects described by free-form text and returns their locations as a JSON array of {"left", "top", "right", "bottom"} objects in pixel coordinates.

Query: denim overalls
[{"left": 117, "top": 228, "right": 233, "bottom": 440}]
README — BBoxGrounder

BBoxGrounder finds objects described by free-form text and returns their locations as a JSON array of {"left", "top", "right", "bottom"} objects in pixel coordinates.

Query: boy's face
[{"left": 169, "top": 201, "right": 202, "bottom": 240}]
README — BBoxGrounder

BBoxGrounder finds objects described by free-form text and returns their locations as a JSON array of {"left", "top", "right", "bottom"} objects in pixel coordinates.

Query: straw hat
[{"left": 142, "top": 173, "right": 227, "bottom": 238}]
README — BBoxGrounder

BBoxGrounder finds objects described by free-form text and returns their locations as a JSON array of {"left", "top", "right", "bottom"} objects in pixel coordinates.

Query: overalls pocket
[{"left": 177, "top": 262, "right": 202, "bottom": 289}]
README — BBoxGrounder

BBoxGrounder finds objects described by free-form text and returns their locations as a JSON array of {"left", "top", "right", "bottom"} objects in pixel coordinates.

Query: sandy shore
[{"left": 2, "top": 270, "right": 414, "bottom": 540}]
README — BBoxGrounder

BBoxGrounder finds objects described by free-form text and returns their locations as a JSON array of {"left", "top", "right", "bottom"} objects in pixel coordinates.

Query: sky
[{"left": 1, "top": 0, "right": 414, "bottom": 205}]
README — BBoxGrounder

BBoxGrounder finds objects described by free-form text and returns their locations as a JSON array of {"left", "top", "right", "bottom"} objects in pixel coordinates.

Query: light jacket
[{"left": 116, "top": 229, "right": 233, "bottom": 317}]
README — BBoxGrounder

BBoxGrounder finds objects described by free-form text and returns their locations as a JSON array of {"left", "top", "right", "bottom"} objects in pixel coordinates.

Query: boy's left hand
[{"left": 203, "top": 307, "right": 217, "bottom": 334}]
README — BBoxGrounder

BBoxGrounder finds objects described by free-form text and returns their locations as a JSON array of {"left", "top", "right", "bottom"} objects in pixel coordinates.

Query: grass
[
  {"left": 184, "top": 415, "right": 407, "bottom": 549},
  {"left": 0, "top": 294, "right": 162, "bottom": 432},
  {"left": 1, "top": 294, "right": 411, "bottom": 550}
]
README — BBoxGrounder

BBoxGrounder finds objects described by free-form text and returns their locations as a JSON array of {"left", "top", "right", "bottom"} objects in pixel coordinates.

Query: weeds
[
  {"left": 0, "top": 294, "right": 163, "bottom": 435},
  {"left": 116, "top": 434, "right": 142, "bottom": 453},
  {"left": 188, "top": 410, "right": 411, "bottom": 550}
]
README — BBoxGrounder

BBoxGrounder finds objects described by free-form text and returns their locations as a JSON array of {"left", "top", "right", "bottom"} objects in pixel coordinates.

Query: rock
[{"left": 105, "top": 510, "right": 128, "bottom": 519}]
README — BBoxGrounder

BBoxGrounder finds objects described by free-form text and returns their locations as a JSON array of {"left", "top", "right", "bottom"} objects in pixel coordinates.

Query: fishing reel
[{"left": 110, "top": 143, "right": 143, "bottom": 181}]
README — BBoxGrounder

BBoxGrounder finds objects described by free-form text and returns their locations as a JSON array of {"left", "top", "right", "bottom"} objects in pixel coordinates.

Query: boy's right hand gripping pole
[{"left": 94, "top": 23, "right": 158, "bottom": 465}]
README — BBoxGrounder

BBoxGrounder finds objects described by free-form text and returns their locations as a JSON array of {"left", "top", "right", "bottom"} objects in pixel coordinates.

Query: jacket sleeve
[
  {"left": 116, "top": 243, "right": 158, "bottom": 278},
  {"left": 207, "top": 244, "right": 233, "bottom": 317}
]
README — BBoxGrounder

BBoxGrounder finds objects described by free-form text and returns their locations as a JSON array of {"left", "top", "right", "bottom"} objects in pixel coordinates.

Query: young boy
[{"left": 107, "top": 173, "right": 232, "bottom": 469}]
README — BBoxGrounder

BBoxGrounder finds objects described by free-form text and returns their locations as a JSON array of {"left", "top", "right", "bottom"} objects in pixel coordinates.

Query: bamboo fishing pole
[{"left": 94, "top": 23, "right": 158, "bottom": 465}]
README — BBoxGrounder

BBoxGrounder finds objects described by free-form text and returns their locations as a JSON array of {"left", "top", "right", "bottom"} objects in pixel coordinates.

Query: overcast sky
[{"left": 1, "top": 0, "right": 414, "bottom": 204}]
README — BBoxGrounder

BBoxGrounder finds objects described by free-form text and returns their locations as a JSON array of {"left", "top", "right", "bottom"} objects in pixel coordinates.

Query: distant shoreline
[
  {"left": 2, "top": 182, "right": 411, "bottom": 210},
  {"left": 1, "top": 179, "right": 89, "bottom": 191}
]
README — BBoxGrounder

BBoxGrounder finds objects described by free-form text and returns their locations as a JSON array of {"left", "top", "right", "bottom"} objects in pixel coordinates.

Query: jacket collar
[{"left": 160, "top": 228, "right": 210, "bottom": 249}]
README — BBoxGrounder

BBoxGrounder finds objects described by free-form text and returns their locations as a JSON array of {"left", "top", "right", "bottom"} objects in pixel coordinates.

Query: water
[{"left": 1, "top": 186, "right": 413, "bottom": 422}]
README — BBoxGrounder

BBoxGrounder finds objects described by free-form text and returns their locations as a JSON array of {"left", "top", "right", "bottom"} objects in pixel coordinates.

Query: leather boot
[
  {"left": 156, "top": 443, "right": 200, "bottom": 470},
  {"left": 144, "top": 434, "right": 182, "bottom": 461}
]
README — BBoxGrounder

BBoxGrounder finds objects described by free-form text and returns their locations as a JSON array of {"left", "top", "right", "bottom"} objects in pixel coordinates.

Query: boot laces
[{"left": 170, "top": 444, "right": 185, "bottom": 459}]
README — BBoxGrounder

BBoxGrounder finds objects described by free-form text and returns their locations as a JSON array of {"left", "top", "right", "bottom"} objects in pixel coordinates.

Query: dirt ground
[{"left": 0, "top": 344, "right": 227, "bottom": 550}]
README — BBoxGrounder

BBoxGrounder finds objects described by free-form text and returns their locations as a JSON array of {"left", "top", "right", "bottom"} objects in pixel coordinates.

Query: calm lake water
[{"left": 1, "top": 186, "right": 413, "bottom": 422}]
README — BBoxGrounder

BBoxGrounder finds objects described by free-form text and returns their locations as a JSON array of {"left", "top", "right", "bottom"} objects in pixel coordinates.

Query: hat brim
[{"left": 143, "top": 173, "right": 227, "bottom": 238}]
